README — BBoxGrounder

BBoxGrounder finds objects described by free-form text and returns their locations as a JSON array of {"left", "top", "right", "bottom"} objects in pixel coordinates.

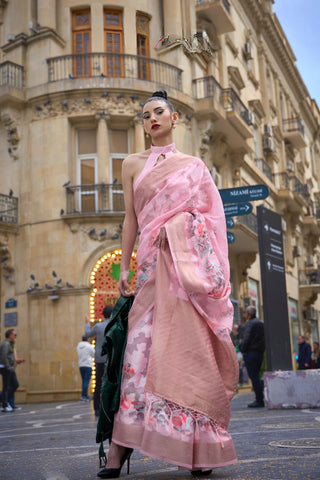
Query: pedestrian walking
[
  {"left": 97, "top": 90, "right": 238, "bottom": 478},
  {"left": 9, "top": 346, "right": 25, "bottom": 410},
  {"left": 297, "top": 335, "right": 312, "bottom": 370},
  {"left": 0, "top": 329, "right": 21, "bottom": 412},
  {"left": 311, "top": 341, "right": 320, "bottom": 368},
  {"left": 240, "top": 306, "right": 265, "bottom": 408},
  {"left": 77, "top": 336, "right": 95, "bottom": 401}
]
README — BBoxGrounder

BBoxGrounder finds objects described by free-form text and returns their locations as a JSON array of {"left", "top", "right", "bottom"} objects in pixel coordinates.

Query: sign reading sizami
[{"left": 219, "top": 185, "right": 269, "bottom": 204}]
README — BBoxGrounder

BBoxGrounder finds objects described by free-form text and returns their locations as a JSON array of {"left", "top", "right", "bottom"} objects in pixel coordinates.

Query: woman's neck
[{"left": 151, "top": 134, "right": 174, "bottom": 147}]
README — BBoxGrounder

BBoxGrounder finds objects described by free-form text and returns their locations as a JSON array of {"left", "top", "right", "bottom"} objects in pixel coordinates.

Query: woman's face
[{"left": 142, "top": 99, "right": 177, "bottom": 140}]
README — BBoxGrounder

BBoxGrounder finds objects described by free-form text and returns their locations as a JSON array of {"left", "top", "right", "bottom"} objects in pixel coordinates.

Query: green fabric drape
[{"left": 96, "top": 295, "right": 134, "bottom": 464}]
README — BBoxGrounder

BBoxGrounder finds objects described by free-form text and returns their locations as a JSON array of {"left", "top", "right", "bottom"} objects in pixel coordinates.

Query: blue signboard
[
  {"left": 4, "top": 312, "right": 17, "bottom": 327},
  {"left": 219, "top": 185, "right": 269, "bottom": 204},
  {"left": 5, "top": 298, "right": 17, "bottom": 309},
  {"left": 224, "top": 202, "right": 253, "bottom": 217},
  {"left": 226, "top": 218, "right": 235, "bottom": 229},
  {"left": 227, "top": 231, "right": 235, "bottom": 244}
]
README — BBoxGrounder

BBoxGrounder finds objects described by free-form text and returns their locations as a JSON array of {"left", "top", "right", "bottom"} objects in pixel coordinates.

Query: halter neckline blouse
[{"left": 134, "top": 142, "right": 176, "bottom": 191}]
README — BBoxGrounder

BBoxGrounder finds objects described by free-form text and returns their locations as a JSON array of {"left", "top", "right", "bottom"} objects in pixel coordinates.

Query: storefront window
[
  {"left": 248, "top": 277, "right": 260, "bottom": 318},
  {"left": 288, "top": 297, "right": 299, "bottom": 356}
]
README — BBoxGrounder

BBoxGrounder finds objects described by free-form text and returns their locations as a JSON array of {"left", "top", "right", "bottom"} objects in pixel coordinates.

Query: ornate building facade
[{"left": 1, "top": 0, "right": 319, "bottom": 402}]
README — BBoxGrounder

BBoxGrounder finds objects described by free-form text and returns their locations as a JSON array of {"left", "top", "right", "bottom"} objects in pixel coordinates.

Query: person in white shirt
[{"left": 76, "top": 336, "right": 95, "bottom": 401}]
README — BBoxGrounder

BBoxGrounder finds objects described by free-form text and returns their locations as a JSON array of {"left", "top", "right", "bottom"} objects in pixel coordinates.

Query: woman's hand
[{"left": 119, "top": 270, "right": 134, "bottom": 297}]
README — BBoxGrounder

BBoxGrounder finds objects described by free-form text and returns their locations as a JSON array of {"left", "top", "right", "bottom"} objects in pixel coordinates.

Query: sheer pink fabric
[{"left": 113, "top": 151, "right": 238, "bottom": 470}]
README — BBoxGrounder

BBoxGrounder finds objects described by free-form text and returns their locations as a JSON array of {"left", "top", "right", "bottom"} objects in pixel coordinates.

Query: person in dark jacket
[
  {"left": 240, "top": 305, "right": 265, "bottom": 408},
  {"left": 312, "top": 341, "right": 320, "bottom": 369},
  {"left": 0, "top": 329, "right": 20, "bottom": 412},
  {"left": 297, "top": 335, "right": 312, "bottom": 370}
]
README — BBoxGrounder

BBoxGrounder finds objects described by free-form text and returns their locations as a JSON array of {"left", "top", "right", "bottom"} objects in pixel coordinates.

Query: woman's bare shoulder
[{"left": 123, "top": 149, "right": 150, "bottom": 165}]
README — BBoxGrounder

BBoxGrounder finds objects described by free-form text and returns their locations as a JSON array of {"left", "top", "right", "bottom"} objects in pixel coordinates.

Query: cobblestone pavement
[{"left": 0, "top": 391, "right": 319, "bottom": 479}]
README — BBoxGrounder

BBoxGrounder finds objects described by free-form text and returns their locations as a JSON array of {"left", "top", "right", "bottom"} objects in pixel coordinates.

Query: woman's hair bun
[
  {"left": 152, "top": 90, "right": 168, "bottom": 100},
  {"left": 143, "top": 89, "right": 174, "bottom": 111}
]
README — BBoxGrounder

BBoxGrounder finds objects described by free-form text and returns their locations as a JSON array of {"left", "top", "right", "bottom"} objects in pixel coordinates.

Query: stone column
[
  {"left": 133, "top": 116, "right": 145, "bottom": 153},
  {"left": 124, "top": 5, "right": 137, "bottom": 55},
  {"left": 163, "top": 0, "right": 182, "bottom": 37},
  {"left": 38, "top": 0, "right": 56, "bottom": 30},
  {"left": 96, "top": 114, "right": 110, "bottom": 183},
  {"left": 91, "top": 4, "right": 104, "bottom": 53}
]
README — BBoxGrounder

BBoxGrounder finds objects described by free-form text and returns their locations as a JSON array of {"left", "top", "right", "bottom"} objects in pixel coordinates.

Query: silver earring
[
  {"left": 145, "top": 132, "right": 149, "bottom": 138},
  {"left": 172, "top": 124, "right": 176, "bottom": 129}
]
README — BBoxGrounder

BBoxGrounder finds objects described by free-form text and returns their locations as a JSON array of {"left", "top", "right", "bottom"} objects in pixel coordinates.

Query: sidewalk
[{"left": 0, "top": 391, "right": 319, "bottom": 479}]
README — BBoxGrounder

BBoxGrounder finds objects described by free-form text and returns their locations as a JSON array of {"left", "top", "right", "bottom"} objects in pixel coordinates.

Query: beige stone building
[{"left": 0, "top": 0, "right": 319, "bottom": 402}]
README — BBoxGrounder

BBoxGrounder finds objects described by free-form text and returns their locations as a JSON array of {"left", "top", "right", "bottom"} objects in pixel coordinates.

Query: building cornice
[{"left": 2, "top": 28, "right": 65, "bottom": 53}]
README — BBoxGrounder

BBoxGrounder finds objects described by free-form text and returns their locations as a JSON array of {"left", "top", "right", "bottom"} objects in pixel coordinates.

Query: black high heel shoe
[
  {"left": 97, "top": 448, "right": 133, "bottom": 478},
  {"left": 191, "top": 469, "right": 213, "bottom": 477}
]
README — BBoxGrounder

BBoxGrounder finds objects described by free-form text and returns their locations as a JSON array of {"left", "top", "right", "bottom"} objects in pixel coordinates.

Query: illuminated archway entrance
[
  {"left": 88, "top": 249, "right": 138, "bottom": 393},
  {"left": 89, "top": 249, "right": 138, "bottom": 320}
]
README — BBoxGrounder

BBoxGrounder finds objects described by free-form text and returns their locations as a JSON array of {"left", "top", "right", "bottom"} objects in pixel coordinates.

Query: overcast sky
[{"left": 273, "top": 0, "right": 320, "bottom": 107}]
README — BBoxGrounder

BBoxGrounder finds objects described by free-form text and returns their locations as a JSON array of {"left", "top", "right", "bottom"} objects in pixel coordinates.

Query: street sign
[
  {"left": 5, "top": 298, "right": 17, "bottom": 309},
  {"left": 219, "top": 184, "right": 269, "bottom": 204},
  {"left": 257, "top": 206, "right": 292, "bottom": 371},
  {"left": 224, "top": 202, "right": 252, "bottom": 217},
  {"left": 227, "top": 231, "right": 235, "bottom": 244},
  {"left": 226, "top": 218, "right": 235, "bottom": 229},
  {"left": 4, "top": 312, "right": 17, "bottom": 327}
]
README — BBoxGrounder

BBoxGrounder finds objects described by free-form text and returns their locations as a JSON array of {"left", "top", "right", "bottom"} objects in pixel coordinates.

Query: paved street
[{"left": 0, "top": 391, "right": 319, "bottom": 480}]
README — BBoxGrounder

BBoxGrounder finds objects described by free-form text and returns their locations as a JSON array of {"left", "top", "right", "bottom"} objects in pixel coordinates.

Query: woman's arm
[{"left": 119, "top": 158, "right": 139, "bottom": 296}]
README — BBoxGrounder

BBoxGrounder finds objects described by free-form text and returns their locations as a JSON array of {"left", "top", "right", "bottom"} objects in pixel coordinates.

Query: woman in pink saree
[{"left": 97, "top": 91, "right": 238, "bottom": 478}]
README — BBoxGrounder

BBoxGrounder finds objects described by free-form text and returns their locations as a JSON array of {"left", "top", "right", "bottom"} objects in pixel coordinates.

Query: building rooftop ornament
[{"left": 156, "top": 31, "right": 218, "bottom": 58}]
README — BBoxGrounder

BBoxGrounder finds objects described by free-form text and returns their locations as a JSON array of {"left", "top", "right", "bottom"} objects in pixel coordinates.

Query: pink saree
[{"left": 112, "top": 148, "right": 238, "bottom": 470}]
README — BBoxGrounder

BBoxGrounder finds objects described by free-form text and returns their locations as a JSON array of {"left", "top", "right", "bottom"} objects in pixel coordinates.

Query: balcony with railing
[
  {"left": 195, "top": 0, "right": 235, "bottom": 34},
  {"left": 236, "top": 212, "right": 258, "bottom": 234},
  {"left": 299, "top": 268, "right": 320, "bottom": 289},
  {"left": 299, "top": 268, "right": 320, "bottom": 307},
  {"left": 282, "top": 116, "right": 306, "bottom": 148},
  {"left": 47, "top": 53, "right": 182, "bottom": 92},
  {"left": 274, "top": 172, "right": 307, "bottom": 212},
  {"left": 274, "top": 172, "right": 290, "bottom": 191},
  {"left": 193, "top": 75, "right": 225, "bottom": 120},
  {"left": 64, "top": 184, "right": 125, "bottom": 216},
  {"left": 255, "top": 158, "right": 273, "bottom": 182},
  {"left": 193, "top": 77, "right": 253, "bottom": 150},
  {"left": 0, "top": 61, "right": 24, "bottom": 103},
  {"left": 0, "top": 194, "right": 18, "bottom": 225},
  {"left": 220, "top": 88, "right": 253, "bottom": 139},
  {"left": 227, "top": 213, "right": 258, "bottom": 255},
  {"left": 291, "top": 176, "right": 307, "bottom": 200}
]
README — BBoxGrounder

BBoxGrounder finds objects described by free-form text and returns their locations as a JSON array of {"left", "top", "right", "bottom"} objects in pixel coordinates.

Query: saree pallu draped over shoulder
[{"left": 112, "top": 152, "right": 239, "bottom": 470}]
